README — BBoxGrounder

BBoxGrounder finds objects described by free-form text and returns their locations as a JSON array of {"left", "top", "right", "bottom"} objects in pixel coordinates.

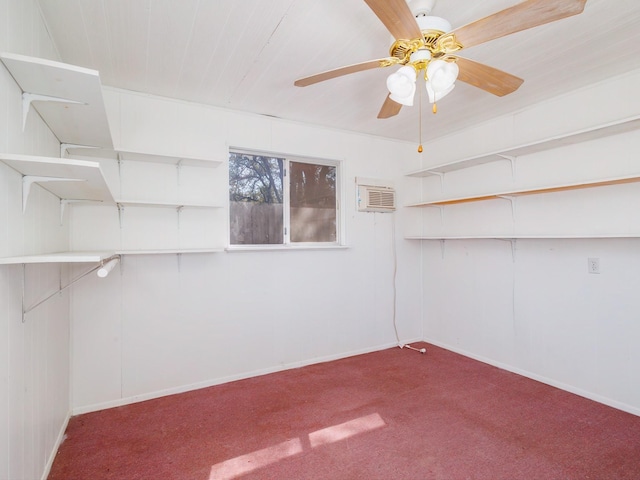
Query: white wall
[
  {"left": 0, "top": 0, "right": 72, "bottom": 479},
  {"left": 68, "top": 89, "right": 424, "bottom": 413},
  {"left": 418, "top": 68, "right": 640, "bottom": 415}
]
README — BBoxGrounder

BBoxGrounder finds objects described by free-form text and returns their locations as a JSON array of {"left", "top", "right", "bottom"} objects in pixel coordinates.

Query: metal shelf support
[
  {"left": 22, "top": 92, "right": 84, "bottom": 131},
  {"left": 23, "top": 175, "right": 84, "bottom": 212}
]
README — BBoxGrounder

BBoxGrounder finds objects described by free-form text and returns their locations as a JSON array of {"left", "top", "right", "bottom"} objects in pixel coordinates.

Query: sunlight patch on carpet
[
  {"left": 309, "top": 412, "right": 386, "bottom": 448},
  {"left": 209, "top": 438, "right": 303, "bottom": 480},
  {"left": 209, "top": 413, "right": 387, "bottom": 478}
]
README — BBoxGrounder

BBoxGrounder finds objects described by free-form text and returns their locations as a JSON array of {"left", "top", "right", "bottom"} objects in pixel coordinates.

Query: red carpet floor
[{"left": 49, "top": 343, "right": 640, "bottom": 479}]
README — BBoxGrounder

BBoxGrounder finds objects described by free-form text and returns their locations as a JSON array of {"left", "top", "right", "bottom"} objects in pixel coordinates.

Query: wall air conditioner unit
[{"left": 356, "top": 180, "right": 396, "bottom": 213}]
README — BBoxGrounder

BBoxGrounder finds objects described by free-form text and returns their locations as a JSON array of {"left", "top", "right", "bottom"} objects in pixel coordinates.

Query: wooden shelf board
[
  {"left": 407, "top": 174, "right": 640, "bottom": 207},
  {"left": 0, "top": 52, "right": 112, "bottom": 148},
  {"left": 406, "top": 115, "right": 640, "bottom": 178},
  {"left": 0, "top": 153, "right": 114, "bottom": 202}
]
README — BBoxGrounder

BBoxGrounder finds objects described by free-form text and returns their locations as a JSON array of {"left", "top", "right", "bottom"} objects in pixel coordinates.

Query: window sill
[{"left": 225, "top": 244, "right": 349, "bottom": 253}]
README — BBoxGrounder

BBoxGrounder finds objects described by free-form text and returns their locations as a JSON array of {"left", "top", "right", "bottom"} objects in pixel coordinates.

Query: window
[{"left": 229, "top": 151, "right": 339, "bottom": 246}]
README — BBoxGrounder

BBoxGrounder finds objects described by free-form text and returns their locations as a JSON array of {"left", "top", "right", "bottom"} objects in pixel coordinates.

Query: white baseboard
[
  {"left": 72, "top": 339, "right": 422, "bottom": 415},
  {"left": 424, "top": 337, "right": 640, "bottom": 418},
  {"left": 41, "top": 410, "right": 71, "bottom": 480}
]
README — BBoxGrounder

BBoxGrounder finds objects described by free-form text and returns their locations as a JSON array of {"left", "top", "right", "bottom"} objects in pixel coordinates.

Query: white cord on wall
[
  {"left": 391, "top": 212, "right": 426, "bottom": 354},
  {"left": 391, "top": 211, "right": 400, "bottom": 344}
]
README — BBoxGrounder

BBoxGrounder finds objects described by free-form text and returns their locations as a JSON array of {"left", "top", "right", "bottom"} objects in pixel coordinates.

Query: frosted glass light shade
[
  {"left": 387, "top": 66, "right": 417, "bottom": 105},
  {"left": 390, "top": 81, "right": 417, "bottom": 106},
  {"left": 387, "top": 65, "right": 416, "bottom": 97},
  {"left": 426, "top": 60, "right": 459, "bottom": 92},
  {"left": 426, "top": 80, "right": 455, "bottom": 103}
]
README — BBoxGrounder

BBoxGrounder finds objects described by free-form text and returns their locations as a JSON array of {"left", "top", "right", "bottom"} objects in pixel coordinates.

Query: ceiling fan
[{"left": 294, "top": 0, "right": 588, "bottom": 120}]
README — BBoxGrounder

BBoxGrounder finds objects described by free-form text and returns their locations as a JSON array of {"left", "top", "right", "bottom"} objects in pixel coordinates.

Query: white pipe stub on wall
[{"left": 97, "top": 257, "right": 119, "bottom": 278}]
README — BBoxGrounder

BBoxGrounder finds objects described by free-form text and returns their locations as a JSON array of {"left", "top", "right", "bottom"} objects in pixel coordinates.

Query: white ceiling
[{"left": 36, "top": 0, "right": 640, "bottom": 145}]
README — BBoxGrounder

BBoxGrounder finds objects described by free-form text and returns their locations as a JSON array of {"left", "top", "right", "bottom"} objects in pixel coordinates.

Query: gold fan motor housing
[{"left": 386, "top": 30, "right": 462, "bottom": 70}]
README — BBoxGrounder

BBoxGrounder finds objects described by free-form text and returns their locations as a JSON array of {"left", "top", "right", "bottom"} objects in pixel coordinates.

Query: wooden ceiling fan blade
[
  {"left": 453, "top": 56, "right": 524, "bottom": 97},
  {"left": 378, "top": 95, "right": 402, "bottom": 119},
  {"left": 294, "top": 58, "right": 395, "bottom": 87},
  {"left": 451, "top": 0, "right": 587, "bottom": 49},
  {"left": 363, "top": 0, "right": 422, "bottom": 40}
]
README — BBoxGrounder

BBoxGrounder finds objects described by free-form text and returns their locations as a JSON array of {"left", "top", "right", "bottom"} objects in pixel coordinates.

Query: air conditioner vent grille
[
  {"left": 358, "top": 185, "right": 396, "bottom": 212},
  {"left": 368, "top": 189, "right": 395, "bottom": 209}
]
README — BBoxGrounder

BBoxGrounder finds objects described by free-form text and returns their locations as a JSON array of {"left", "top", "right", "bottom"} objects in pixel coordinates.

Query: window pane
[
  {"left": 229, "top": 152, "right": 284, "bottom": 244},
  {"left": 290, "top": 161, "right": 336, "bottom": 243}
]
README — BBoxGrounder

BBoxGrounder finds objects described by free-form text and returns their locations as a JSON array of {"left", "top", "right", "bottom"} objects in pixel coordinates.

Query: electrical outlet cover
[{"left": 588, "top": 257, "right": 600, "bottom": 274}]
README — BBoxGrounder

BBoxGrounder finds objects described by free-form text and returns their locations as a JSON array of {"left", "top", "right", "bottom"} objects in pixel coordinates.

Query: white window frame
[{"left": 228, "top": 149, "right": 345, "bottom": 250}]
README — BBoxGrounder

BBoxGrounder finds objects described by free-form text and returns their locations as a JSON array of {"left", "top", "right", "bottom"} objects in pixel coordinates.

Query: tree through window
[{"left": 229, "top": 151, "right": 338, "bottom": 245}]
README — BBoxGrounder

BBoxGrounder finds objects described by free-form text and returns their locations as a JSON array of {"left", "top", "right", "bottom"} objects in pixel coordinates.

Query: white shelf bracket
[
  {"left": 498, "top": 195, "right": 517, "bottom": 222},
  {"left": 117, "top": 203, "right": 125, "bottom": 229},
  {"left": 21, "top": 264, "right": 26, "bottom": 323},
  {"left": 58, "top": 264, "right": 63, "bottom": 297},
  {"left": 22, "top": 92, "right": 84, "bottom": 131},
  {"left": 22, "top": 255, "right": 121, "bottom": 321},
  {"left": 117, "top": 153, "right": 124, "bottom": 197},
  {"left": 176, "top": 160, "right": 183, "bottom": 186},
  {"left": 60, "top": 199, "right": 67, "bottom": 226},
  {"left": 426, "top": 171, "right": 445, "bottom": 190},
  {"left": 435, "top": 205, "right": 445, "bottom": 225},
  {"left": 177, "top": 205, "right": 184, "bottom": 229},
  {"left": 60, "top": 143, "right": 98, "bottom": 158},
  {"left": 424, "top": 205, "right": 445, "bottom": 227},
  {"left": 497, "top": 155, "right": 517, "bottom": 181},
  {"left": 22, "top": 175, "right": 84, "bottom": 213},
  {"left": 496, "top": 238, "right": 518, "bottom": 262}
]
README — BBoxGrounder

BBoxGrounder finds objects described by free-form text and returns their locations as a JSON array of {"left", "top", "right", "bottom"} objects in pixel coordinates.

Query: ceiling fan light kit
[
  {"left": 427, "top": 60, "right": 458, "bottom": 92},
  {"left": 294, "top": 0, "right": 588, "bottom": 145},
  {"left": 426, "top": 81, "right": 454, "bottom": 110},
  {"left": 386, "top": 55, "right": 458, "bottom": 112},
  {"left": 387, "top": 66, "right": 417, "bottom": 106}
]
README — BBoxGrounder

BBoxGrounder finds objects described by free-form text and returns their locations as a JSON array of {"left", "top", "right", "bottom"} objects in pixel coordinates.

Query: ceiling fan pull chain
[{"left": 418, "top": 83, "right": 424, "bottom": 153}]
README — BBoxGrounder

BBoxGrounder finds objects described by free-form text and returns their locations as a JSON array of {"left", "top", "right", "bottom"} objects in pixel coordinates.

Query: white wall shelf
[
  {"left": 406, "top": 115, "right": 640, "bottom": 178},
  {"left": 405, "top": 235, "right": 640, "bottom": 261},
  {"left": 406, "top": 234, "right": 640, "bottom": 240},
  {"left": 116, "top": 248, "right": 224, "bottom": 255},
  {"left": 65, "top": 147, "right": 223, "bottom": 168},
  {"left": 0, "top": 153, "right": 114, "bottom": 212},
  {"left": 115, "top": 200, "right": 221, "bottom": 209},
  {"left": 0, "top": 251, "right": 115, "bottom": 265},
  {"left": 0, "top": 249, "right": 224, "bottom": 265},
  {"left": 0, "top": 52, "right": 113, "bottom": 148},
  {"left": 1, "top": 54, "right": 225, "bottom": 258},
  {"left": 114, "top": 201, "right": 222, "bottom": 231},
  {"left": 406, "top": 174, "right": 640, "bottom": 207}
]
